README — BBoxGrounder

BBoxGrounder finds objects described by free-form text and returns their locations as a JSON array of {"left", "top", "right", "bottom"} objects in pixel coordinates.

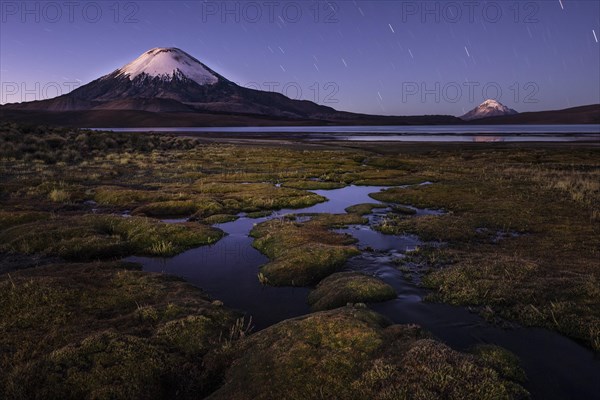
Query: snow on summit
[
  {"left": 480, "top": 99, "right": 508, "bottom": 110},
  {"left": 461, "top": 99, "right": 518, "bottom": 121},
  {"left": 116, "top": 48, "right": 218, "bottom": 85}
]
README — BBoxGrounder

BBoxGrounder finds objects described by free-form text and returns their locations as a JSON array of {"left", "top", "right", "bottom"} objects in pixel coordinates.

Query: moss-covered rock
[
  {"left": 210, "top": 307, "right": 529, "bottom": 400},
  {"left": 473, "top": 344, "right": 528, "bottom": 383},
  {"left": 345, "top": 203, "right": 384, "bottom": 215},
  {"left": 259, "top": 244, "right": 359, "bottom": 286},
  {"left": 245, "top": 210, "right": 272, "bottom": 219},
  {"left": 203, "top": 214, "right": 239, "bottom": 224},
  {"left": 282, "top": 180, "right": 346, "bottom": 190},
  {"left": 250, "top": 217, "right": 360, "bottom": 286},
  {"left": 308, "top": 272, "right": 397, "bottom": 311}
]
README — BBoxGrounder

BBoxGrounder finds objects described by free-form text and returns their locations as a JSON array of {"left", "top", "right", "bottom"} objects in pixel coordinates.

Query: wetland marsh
[{"left": 1, "top": 122, "right": 599, "bottom": 399}]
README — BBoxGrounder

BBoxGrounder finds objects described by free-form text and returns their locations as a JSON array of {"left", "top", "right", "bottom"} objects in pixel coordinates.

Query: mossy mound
[
  {"left": 210, "top": 307, "right": 529, "bottom": 400},
  {"left": 94, "top": 186, "right": 180, "bottom": 207},
  {"left": 250, "top": 216, "right": 361, "bottom": 286},
  {"left": 245, "top": 210, "right": 272, "bottom": 218},
  {"left": 308, "top": 272, "right": 397, "bottom": 311},
  {"left": 196, "top": 182, "right": 326, "bottom": 214},
  {"left": 390, "top": 204, "right": 417, "bottom": 215},
  {"left": 132, "top": 200, "right": 201, "bottom": 217},
  {"left": 0, "top": 214, "right": 223, "bottom": 260},
  {"left": 95, "top": 183, "right": 326, "bottom": 219},
  {"left": 345, "top": 203, "right": 384, "bottom": 215},
  {"left": 203, "top": 214, "right": 239, "bottom": 224},
  {"left": 282, "top": 180, "right": 346, "bottom": 190},
  {"left": 258, "top": 244, "right": 359, "bottom": 287},
  {"left": 0, "top": 262, "right": 239, "bottom": 399},
  {"left": 473, "top": 344, "right": 528, "bottom": 383}
]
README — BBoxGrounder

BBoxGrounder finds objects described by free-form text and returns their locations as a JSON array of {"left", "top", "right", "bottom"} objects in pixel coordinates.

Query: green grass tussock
[
  {"left": 203, "top": 214, "right": 239, "bottom": 224},
  {"left": 0, "top": 214, "right": 223, "bottom": 260},
  {"left": 94, "top": 186, "right": 180, "bottom": 207},
  {"left": 281, "top": 180, "right": 346, "bottom": 190},
  {"left": 345, "top": 203, "right": 384, "bottom": 215},
  {"left": 250, "top": 216, "right": 361, "bottom": 286},
  {"left": 196, "top": 182, "right": 326, "bottom": 214},
  {"left": 133, "top": 200, "right": 200, "bottom": 217},
  {"left": 308, "top": 272, "right": 397, "bottom": 311}
]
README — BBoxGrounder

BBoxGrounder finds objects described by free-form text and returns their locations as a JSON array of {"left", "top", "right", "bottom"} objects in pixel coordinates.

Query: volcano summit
[
  {"left": 0, "top": 47, "right": 462, "bottom": 127},
  {"left": 3, "top": 47, "right": 344, "bottom": 118}
]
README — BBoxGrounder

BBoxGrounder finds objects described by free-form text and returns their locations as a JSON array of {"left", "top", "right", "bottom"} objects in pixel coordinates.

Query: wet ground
[{"left": 127, "top": 185, "right": 600, "bottom": 400}]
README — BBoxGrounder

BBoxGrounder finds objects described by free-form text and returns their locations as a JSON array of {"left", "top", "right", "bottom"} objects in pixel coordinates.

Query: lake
[{"left": 94, "top": 125, "right": 600, "bottom": 142}]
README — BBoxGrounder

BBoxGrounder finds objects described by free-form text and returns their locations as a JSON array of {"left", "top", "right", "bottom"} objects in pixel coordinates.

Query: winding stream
[{"left": 127, "top": 185, "right": 600, "bottom": 400}]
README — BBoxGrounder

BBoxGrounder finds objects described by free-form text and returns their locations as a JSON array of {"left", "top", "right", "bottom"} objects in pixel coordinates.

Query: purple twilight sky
[{"left": 1, "top": 0, "right": 599, "bottom": 116}]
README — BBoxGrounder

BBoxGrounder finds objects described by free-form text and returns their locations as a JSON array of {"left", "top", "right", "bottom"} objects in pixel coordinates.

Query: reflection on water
[
  {"left": 128, "top": 217, "right": 311, "bottom": 329},
  {"left": 127, "top": 185, "right": 391, "bottom": 329},
  {"left": 473, "top": 135, "right": 504, "bottom": 142},
  {"left": 341, "top": 134, "right": 600, "bottom": 142},
  {"left": 96, "top": 124, "right": 600, "bottom": 134},
  {"left": 127, "top": 184, "right": 600, "bottom": 400},
  {"left": 94, "top": 125, "right": 600, "bottom": 142},
  {"left": 343, "top": 230, "right": 600, "bottom": 400}
]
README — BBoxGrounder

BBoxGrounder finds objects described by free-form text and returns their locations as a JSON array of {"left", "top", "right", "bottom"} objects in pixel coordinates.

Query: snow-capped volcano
[
  {"left": 1, "top": 47, "right": 464, "bottom": 126},
  {"left": 461, "top": 99, "right": 518, "bottom": 121},
  {"left": 2, "top": 47, "right": 342, "bottom": 117},
  {"left": 115, "top": 47, "right": 218, "bottom": 86}
]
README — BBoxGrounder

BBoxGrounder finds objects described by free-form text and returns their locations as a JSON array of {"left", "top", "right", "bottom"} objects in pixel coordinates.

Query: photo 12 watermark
[
  {"left": 199, "top": 1, "right": 339, "bottom": 24},
  {"left": 1, "top": 81, "right": 82, "bottom": 104},
  {"left": 238, "top": 81, "right": 340, "bottom": 104},
  {"left": 1, "top": 1, "right": 140, "bottom": 23},
  {"left": 394, "top": 1, "right": 541, "bottom": 24},
  {"left": 400, "top": 81, "right": 540, "bottom": 104}
]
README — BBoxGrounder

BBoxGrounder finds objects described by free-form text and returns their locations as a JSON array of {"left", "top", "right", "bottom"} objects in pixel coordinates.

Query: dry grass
[{"left": 506, "top": 167, "right": 600, "bottom": 220}]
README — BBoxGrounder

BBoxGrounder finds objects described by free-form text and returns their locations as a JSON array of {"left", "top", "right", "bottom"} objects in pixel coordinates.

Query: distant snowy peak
[
  {"left": 115, "top": 47, "right": 218, "bottom": 86},
  {"left": 479, "top": 99, "right": 513, "bottom": 111},
  {"left": 461, "top": 99, "right": 518, "bottom": 121}
]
